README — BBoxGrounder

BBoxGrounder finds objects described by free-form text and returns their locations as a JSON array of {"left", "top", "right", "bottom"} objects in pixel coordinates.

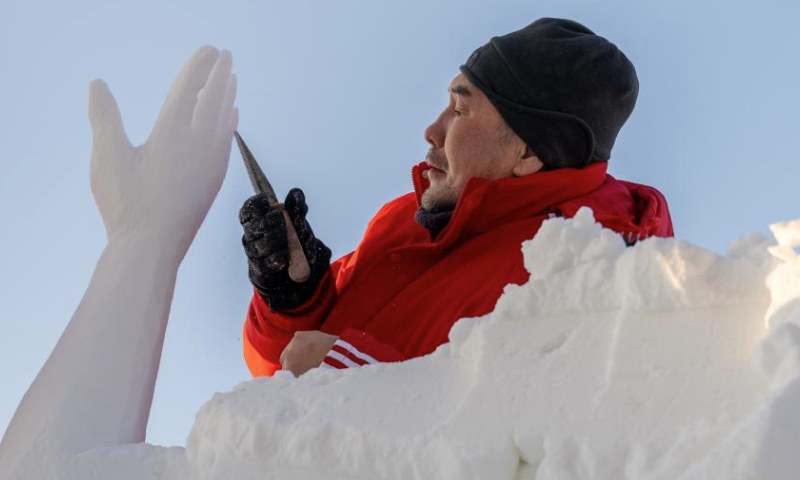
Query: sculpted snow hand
[
  {"left": 0, "top": 46, "right": 238, "bottom": 479},
  {"left": 89, "top": 46, "right": 238, "bottom": 255}
]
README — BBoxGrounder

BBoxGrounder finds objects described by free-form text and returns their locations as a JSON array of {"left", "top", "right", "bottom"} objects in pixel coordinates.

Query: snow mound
[{"left": 42, "top": 209, "right": 800, "bottom": 479}]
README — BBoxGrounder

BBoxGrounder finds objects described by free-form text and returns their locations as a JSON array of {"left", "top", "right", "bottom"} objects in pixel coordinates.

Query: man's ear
[{"left": 512, "top": 146, "right": 544, "bottom": 177}]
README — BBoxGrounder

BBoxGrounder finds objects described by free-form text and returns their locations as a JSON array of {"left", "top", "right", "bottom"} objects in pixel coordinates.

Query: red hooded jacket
[{"left": 243, "top": 162, "right": 673, "bottom": 377}]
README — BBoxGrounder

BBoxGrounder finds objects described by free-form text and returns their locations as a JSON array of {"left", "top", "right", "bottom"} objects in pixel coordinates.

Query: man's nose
[{"left": 424, "top": 114, "right": 445, "bottom": 149}]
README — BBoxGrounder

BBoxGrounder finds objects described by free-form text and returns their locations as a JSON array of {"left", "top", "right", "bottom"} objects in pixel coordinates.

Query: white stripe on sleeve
[
  {"left": 326, "top": 349, "right": 363, "bottom": 369},
  {"left": 335, "top": 339, "right": 379, "bottom": 364}
]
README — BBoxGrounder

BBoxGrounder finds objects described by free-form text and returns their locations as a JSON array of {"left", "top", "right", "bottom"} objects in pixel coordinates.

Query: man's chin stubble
[{"left": 421, "top": 188, "right": 457, "bottom": 212}]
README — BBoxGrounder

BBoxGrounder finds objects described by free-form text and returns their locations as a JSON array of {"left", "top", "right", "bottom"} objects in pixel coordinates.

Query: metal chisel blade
[{"left": 234, "top": 131, "right": 280, "bottom": 205}]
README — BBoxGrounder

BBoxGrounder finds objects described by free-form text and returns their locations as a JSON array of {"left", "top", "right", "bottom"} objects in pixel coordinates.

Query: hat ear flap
[
  {"left": 478, "top": 86, "right": 596, "bottom": 169},
  {"left": 461, "top": 64, "right": 596, "bottom": 169},
  {"left": 504, "top": 104, "right": 595, "bottom": 169}
]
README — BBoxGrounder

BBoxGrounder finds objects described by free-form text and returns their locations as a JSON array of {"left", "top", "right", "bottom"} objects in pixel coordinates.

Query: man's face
[{"left": 422, "top": 73, "right": 527, "bottom": 210}]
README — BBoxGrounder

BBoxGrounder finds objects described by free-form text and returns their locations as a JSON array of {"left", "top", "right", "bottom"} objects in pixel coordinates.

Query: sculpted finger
[
  {"left": 88, "top": 80, "right": 131, "bottom": 153},
  {"left": 212, "top": 75, "right": 237, "bottom": 145},
  {"left": 219, "top": 107, "right": 239, "bottom": 163},
  {"left": 192, "top": 50, "right": 233, "bottom": 140},
  {"left": 212, "top": 85, "right": 238, "bottom": 163},
  {"left": 155, "top": 46, "right": 219, "bottom": 130}
]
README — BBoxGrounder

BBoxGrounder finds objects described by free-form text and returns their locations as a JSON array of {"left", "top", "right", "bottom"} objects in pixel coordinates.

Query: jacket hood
[{"left": 411, "top": 161, "right": 672, "bottom": 245}]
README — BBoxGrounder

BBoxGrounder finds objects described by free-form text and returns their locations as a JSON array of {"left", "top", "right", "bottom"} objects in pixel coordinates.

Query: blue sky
[{"left": 1, "top": 0, "right": 798, "bottom": 448}]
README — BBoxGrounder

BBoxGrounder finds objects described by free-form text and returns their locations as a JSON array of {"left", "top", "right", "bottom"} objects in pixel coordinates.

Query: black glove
[{"left": 239, "top": 188, "right": 332, "bottom": 311}]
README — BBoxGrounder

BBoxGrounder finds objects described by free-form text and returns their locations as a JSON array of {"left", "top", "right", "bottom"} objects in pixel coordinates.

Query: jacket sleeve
[
  {"left": 321, "top": 328, "right": 406, "bottom": 369},
  {"left": 243, "top": 194, "right": 418, "bottom": 377},
  {"left": 243, "top": 255, "right": 350, "bottom": 377}
]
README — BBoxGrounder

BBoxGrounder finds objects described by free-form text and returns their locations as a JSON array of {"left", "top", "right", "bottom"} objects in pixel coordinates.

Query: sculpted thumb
[{"left": 88, "top": 79, "right": 131, "bottom": 152}]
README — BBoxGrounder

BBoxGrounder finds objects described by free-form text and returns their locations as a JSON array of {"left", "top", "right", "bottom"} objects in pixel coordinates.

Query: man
[{"left": 239, "top": 18, "right": 673, "bottom": 377}]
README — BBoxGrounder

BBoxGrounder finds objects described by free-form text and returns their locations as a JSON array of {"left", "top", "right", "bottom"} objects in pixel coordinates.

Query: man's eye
[{"left": 454, "top": 109, "right": 463, "bottom": 116}]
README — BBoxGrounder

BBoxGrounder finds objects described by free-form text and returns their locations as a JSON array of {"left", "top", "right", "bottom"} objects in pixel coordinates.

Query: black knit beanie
[{"left": 460, "top": 18, "right": 639, "bottom": 169}]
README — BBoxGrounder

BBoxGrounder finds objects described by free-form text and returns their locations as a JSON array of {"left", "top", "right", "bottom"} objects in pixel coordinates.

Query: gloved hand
[{"left": 239, "top": 188, "right": 332, "bottom": 311}]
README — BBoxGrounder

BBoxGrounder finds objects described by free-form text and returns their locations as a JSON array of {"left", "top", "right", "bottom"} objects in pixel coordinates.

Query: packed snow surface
[{"left": 11, "top": 209, "right": 800, "bottom": 479}]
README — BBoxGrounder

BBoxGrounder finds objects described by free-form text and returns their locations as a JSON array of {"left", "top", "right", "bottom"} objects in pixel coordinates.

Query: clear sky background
[{"left": 1, "top": 0, "right": 798, "bottom": 448}]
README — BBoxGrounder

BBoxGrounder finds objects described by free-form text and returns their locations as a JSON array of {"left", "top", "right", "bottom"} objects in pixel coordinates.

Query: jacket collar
[{"left": 411, "top": 161, "right": 609, "bottom": 245}]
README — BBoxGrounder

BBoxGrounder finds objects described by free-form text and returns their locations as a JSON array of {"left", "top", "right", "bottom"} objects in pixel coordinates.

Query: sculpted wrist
[{"left": 106, "top": 232, "right": 190, "bottom": 266}]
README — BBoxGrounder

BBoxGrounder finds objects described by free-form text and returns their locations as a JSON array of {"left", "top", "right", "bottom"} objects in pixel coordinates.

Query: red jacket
[{"left": 243, "top": 162, "right": 673, "bottom": 377}]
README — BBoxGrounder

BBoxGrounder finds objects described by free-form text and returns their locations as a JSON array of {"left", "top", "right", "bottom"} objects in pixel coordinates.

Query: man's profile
[{"left": 238, "top": 17, "right": 673, "bottom": 377}]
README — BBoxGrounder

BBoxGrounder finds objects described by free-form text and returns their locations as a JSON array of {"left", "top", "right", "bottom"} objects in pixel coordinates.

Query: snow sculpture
[
  {"left": 173, "top": 210, "right": 798, "bottom": 480},
  {"left": 171, "top": 212, "right": 799, "bottom": 480},
  {"left": 0, "top": 46, "right": 237, "bottom": 479},
  {"left": 2, "top": 45, "right": 800, "bottom": 480}
]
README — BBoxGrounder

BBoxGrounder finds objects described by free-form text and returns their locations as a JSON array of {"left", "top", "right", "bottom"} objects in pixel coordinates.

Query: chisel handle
[{"left": 273, "top": 203, "right": 311, "bottom": 283}]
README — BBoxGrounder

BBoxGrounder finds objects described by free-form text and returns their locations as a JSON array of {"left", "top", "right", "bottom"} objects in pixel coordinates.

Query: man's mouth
[
  {"left": 426, "top": 149, "right": 447, "bottom": 174},
  {"left": 423, "top": 164, "right": 446, "bottom": 181}
]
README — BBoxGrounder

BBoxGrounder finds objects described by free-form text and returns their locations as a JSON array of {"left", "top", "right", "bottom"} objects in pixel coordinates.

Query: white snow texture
[
  {"left": 2, "top": 47, "right": 800, "bottom": 480},
  {"left": 7, "top": 210, "right": 800, "bottom": 480}
]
